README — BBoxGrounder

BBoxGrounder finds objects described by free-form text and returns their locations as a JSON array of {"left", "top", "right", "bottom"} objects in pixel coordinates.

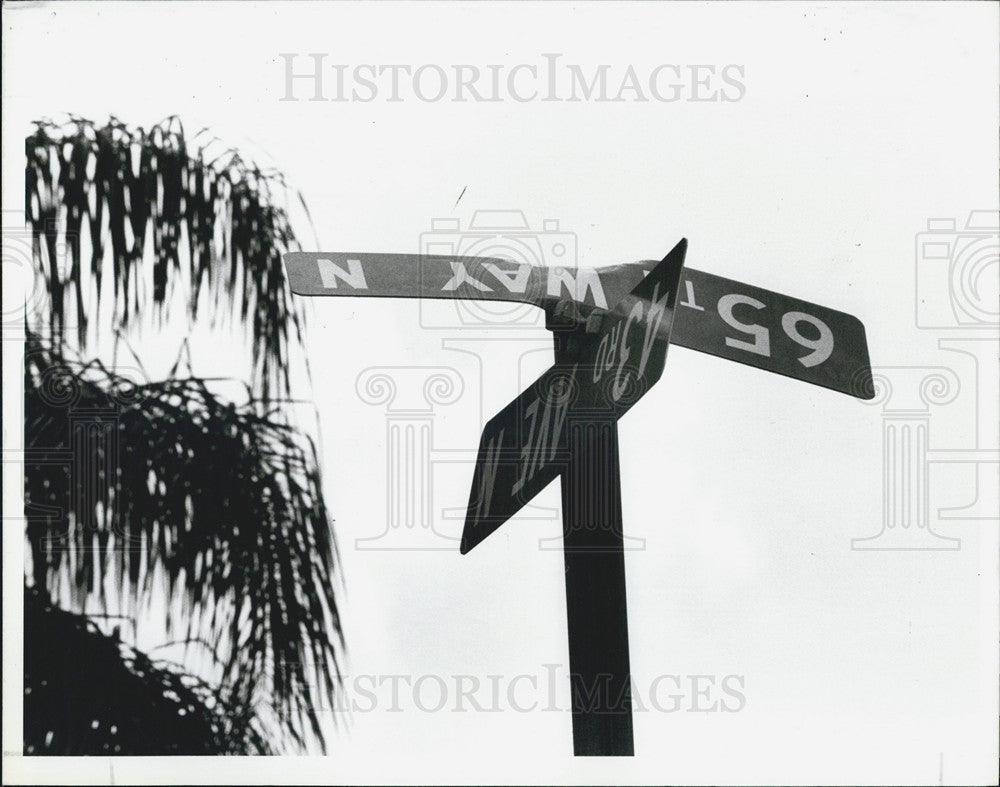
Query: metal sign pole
[
  {"left": 561, "top": 414, "right": 633, "bottom": 755},
  {"left": 551, "top": 323, "right": 634, "bottom": 756}
]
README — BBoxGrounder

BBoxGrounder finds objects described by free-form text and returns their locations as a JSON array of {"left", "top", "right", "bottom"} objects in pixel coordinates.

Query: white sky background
[{"left": 3, "top": 2, "right": 998, "bottom": 785}]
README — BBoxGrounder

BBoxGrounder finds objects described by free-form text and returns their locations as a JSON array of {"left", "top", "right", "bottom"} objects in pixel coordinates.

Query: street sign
[
  {"left": 284, "top": 236, "right": 874, "bottom": 757},
  {"left": 649, "top": 264, "right": 874, "bottom": 400},
  {"left": 454, "top": 240, "right": 690, "bottom": 756},
  {"left": 461, "top": 240, "right": 686, "bottom": 554},
  {"left": 284, "top": 250, "right": 558, "bottom": 305},
  {"left": 284, "top": 252, "right": 873, "bottom": 399}
]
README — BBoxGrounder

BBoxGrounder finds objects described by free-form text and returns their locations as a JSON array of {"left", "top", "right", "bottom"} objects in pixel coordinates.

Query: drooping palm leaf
[
  {"left": 24, "top": 583, "right": 274, "bottom": 755},
  {"left": 25, "top": 115, "right": 307, "bottom": 400},
  {"left": 25, "top": 332, "right": 343, "bottom": 752}
]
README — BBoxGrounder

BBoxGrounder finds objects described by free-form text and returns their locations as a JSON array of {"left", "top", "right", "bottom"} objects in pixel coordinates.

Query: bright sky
[{"left": 3, "top": 2, "right": 998, "bottom": 784}]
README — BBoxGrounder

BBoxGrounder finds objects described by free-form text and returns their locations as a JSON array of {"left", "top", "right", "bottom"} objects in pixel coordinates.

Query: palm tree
[
  {"left": 23, "top": 116, "right": 343, "bottom": 754},
  {"left": 24, "top": 584, "right": 273, "bottom": 755}
]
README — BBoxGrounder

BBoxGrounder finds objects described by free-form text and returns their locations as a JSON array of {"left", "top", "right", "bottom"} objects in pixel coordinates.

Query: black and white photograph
[{"left": 2, "top": 1, "right": 998, "bottom": 784}]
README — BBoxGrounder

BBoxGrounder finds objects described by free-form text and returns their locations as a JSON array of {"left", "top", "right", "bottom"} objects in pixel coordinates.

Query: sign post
[
  {"left": 458, "top": 240, "right": 686, "bottom": 755},
  {"left": 284, "top": 237, "right": 873, "bottom": 756},
  {"left": 561, "top": 410, "right": 632, "bottom": 755}
]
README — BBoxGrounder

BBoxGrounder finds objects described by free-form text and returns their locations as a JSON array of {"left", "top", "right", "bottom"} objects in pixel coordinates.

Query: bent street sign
[
  {"left": 284, "top": 251, "right": 873, "bottom": 399},
  {"left": 284, "top": 236, "right": 874, "bottom": 757},
  {"left": 461, "top": 240, "right": 687, "bottom": 554},
  {"left": 669, "top": 266, "right": 873, "bottom": 400}
]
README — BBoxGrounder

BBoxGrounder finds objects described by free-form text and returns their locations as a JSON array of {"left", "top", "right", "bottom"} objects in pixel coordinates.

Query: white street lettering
[
  {"left": 442, "top": 261, "right": 493, "bottom": 292},
  {"left": 510, "top": 398, "right": 539, "bottom": 497},
  {"left": 611, "top": 301, "right": 643, "bottom": 401},
  {"left": 483, "top": 262, "right": 532, "bottom": 294},
  {"left": 638, "top": 282, "right": 670, "bottom": 377},
  {"left": 511, "top": 366, "right": 574, "bottom": 497},
  {"left": 473, "top": 429, "right": 504, "bottom": 525},
  {"left": 718, "top": 293, "right": 770, "bottom": 356},
  {"left": 546, "top": 267, "right": 608, "bottom": 308},
  {"left": 318, "top": 257, "right": 368, "bottom": 289},
  {"left": 593, "top": 322, "right": 621, "bottom": 383},
  {"left": 680, "top": 279, "right": 704, "bottom": 310}
]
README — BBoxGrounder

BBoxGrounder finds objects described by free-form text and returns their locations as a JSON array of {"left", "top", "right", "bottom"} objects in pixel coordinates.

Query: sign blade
[
  {"left": 284, "top": 252, "right": 872, "bottom": 398},
  {"left": 460, "top": 240, "right": 688, "bottom": 553},
  {"left": 564, "top": 261, "right": 873, "bottom": 399},
  {"left": 669, "top": 267, "right": 874, "bottom": 400},
  {"left": 286, "top": 251, "right": 565, "bottom": 307}
]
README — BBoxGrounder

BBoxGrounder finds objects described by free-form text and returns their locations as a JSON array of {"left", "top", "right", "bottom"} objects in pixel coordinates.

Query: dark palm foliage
[
  {"left": 24, "top": 117, "right": 341, "bottom": 754},
  {"left": 26, "top": 115, "right": 306, "bottom": 399},
  {"left": 25, "top": 584, "right": 273, "bottom": 755},
  {"left": 25, "top": 334, "right": 342, "bottom": 752}
]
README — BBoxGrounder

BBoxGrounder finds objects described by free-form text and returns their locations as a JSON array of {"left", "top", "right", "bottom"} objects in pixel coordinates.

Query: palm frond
[
  {"left": 24, "top": 584, "right": 274, "bottom": 755},
  {"left": 26, "top": 115, "right": 305, "bottom": 399},
  {"left": 25, "top": 333, "right": 343, "bottom": 752}
]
